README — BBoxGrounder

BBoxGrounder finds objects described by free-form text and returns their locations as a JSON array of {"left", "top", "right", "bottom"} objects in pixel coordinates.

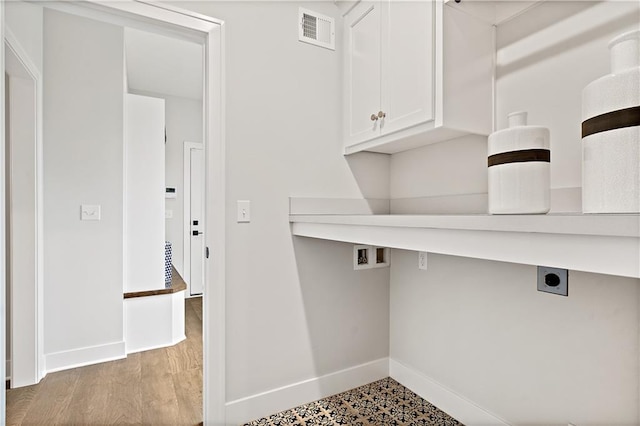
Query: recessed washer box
[
  {"left": 537, "top": 266, "right": 568, "bottom": 296},
  {"left": 373, "top": 247, "right": 390, "bottom": 268},
  {"left": 353, "top": 245, "right": 390, "bottom": 270},
  {"left": 353, "top": 245, "right": 371, "bottom": 270}
]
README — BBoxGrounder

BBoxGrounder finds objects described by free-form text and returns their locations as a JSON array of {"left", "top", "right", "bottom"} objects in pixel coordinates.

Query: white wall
[
  {"left": 388, "top": 1, "right": 640, "bottom": 423},
  {"left": 126, "top": 91, "right": 202, "bottom": 278},
  {"left": 391, "top": 135, "right": 487, "bottom": 200},
  {"left": 171, "top": 1, "right": 391, "bottom": 413},
  {"left": 5, "top": 1, "right": 43, "bottom": 75},
  {"left": 390, "top": 251, "right": 639, "bottom": 424},
  {"left": 496, "top": 0, "right": 640, "bottom": 191},
  {"left": 390, "top": 135, "right": 488, "bottom": 214},
  {"left": 124, "top": 93, "right": 165, "bottom": 292},
  {"left": 43, "top": 9, "right": 125, "bottom": 363}
]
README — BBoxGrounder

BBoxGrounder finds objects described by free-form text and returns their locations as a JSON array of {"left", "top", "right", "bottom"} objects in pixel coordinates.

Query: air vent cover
[{"left": 299, "top": 8, "right": 335, "bottom": 50}]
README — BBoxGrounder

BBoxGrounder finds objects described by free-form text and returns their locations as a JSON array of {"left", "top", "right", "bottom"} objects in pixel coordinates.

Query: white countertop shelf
[{"left": 290, "top": 214, "right": 640, "bottom": 278}]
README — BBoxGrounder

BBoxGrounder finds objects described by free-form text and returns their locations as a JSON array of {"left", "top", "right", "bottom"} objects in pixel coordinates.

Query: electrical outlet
[
  {"left": 537, "top": 266, "right": 568, "bottom": 296},
  {"left": 418, "top": 252, "right": 428, "bottom": 270}
]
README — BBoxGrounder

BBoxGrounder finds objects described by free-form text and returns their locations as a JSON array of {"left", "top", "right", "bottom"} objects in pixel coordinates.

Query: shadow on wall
[
  {"left": 291, "top": 236, "right": 390, "bottom": 391},
  {"left": 497, "top": 4, "right": 639, "bottom": 78},
  {"left": 344, "top": 152, "right": 391, "bottom": 202}
]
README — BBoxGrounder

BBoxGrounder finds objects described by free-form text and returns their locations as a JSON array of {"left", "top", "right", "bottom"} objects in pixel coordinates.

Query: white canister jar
[
  {"left": 582, "top": 29, "right": 640, "bottom": 213},
  {"left": 488, "top": 112, "right": 550, "bottom": 214}
]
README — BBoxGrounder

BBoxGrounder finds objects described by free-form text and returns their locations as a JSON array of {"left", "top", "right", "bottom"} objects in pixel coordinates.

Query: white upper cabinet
[
  {"left": 343, "top": 0, "right": 494, "bottom": 155},
  {"left": 345, "top": 2, "right": 382, "bottom": 144},
  {"left": 381, "top": 1, "right": 434, "bottom": 136}
]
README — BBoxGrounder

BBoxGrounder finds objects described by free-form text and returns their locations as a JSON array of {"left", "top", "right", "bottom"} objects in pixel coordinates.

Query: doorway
[
  {"left": 184, "top": 141, "right": 205, "bottom": 297},
  {"left": 4, "top": 33, "right": 43, "bottom": 390},
  {"left": 0, "top": 1, "right": 226, "bottom": 424}
]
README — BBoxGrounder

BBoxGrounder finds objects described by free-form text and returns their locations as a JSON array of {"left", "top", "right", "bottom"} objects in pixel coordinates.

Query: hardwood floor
[{"left": 6, "top": 297, "right": 203, "bottom": 426}]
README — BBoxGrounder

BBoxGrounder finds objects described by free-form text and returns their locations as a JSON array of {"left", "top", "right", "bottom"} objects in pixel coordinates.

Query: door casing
[{"left": 4, "top": 26, "right": 45, "bottom": 389}]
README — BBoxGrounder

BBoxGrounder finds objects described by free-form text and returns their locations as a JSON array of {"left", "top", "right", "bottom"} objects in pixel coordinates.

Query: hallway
[{"left": 6, "top": 297, "right": 203, "bottom": 425}]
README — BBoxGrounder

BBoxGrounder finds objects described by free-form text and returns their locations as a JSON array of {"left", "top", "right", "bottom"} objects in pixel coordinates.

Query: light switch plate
[
  {"left": 237, "top": 200, "right": 251, "bottom": 223},
  {"left": 81, "top": 204, "right": 101, "bottom": 221}
]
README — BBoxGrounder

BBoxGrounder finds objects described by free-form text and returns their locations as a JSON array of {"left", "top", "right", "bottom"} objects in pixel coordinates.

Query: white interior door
[{"left": 189, "top": 146, "right": 204, "bottom": 296}]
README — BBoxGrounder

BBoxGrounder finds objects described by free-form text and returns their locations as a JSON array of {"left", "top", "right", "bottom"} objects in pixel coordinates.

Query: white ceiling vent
[{"left": 299, "top": 8, "right": 335, "bottom": 51}]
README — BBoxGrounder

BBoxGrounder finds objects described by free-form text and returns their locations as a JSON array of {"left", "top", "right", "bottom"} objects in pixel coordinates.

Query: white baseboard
[
  {"left": 226, "top": 358, "right": 389, "bottom": 425},
  {"left": 45, "top": 341, "right": 126, "bottom": 374},
  {"left": 6, "top": 359, "right": 11, "bottom": 382},
  {"left": 389, "top": 359, "right": 510, "bottom": 425}
]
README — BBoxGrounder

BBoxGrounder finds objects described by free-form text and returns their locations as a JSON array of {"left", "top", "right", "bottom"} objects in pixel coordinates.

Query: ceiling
[{"left": 124, "top": 28, "right": 203, "bottom": 101}]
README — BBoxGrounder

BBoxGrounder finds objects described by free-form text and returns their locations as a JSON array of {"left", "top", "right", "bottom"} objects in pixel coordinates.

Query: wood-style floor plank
[
  {"left": 63, "top": 355, "right": 144, "bottom": 425},
  {"left": 140, "top": 344, "right": 172, "bottom": 379},
  {"left": 62, "top": 364, "right": 119, "bottom": 425},
  {"left": 141, "top": 373, "right": 181, "bottom": 426},
  {"left": 166, "top": 339, "right": 201, "bottom": 375},
  {"left": 7, "top": 297, "right": 203, "bottom": 425},
  {"left": 188, "top": 297, "right": 203, "bottom": 322},
  {"left": 173, "top": 368, "right": 203, "bottom": 426},
  {"left": 5, "top": 384, "right": 38, "bottom": 426},
  {"left": 19, "top": 368, "right": 81, "bottom": 425}
]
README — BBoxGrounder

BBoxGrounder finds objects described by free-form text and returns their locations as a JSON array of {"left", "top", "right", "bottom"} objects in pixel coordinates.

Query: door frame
[
  {"left": 1, "top": 1, "right": 6, "bottom": 417},
  {"left": 183, "top": 141, "right": 204, "bottom": 296},
  {"left": 0, "top": 2, "right": 226, "bottom": 424},
  {"left": 4, "top": 27, "right": 45, "bottom": 387}
]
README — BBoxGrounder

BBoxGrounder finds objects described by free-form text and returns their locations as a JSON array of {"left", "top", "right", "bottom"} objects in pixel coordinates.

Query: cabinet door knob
[
  {"left": 370, "top": 113, "right": 379, "bottom": 121},
  {"left": 378, "top": 111, "right": 386, "bottom": 119}
]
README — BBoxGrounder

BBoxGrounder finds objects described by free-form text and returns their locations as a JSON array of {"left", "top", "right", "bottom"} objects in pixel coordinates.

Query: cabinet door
[
  {"left": 380, "top": 0, "right": 435, "bottom": 135},
  {"left": 345, "top": 1, "right": 382, "bottom": 146}
]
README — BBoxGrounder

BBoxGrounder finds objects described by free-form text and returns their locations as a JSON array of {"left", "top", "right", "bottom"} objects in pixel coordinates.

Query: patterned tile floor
[{"left": 243, "top": 377, "right": 462, "bottom": 426}]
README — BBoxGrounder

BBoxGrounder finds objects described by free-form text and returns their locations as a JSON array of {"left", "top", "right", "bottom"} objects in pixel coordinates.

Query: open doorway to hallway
[
  {"left": 4, "top": 2, "right": 208, "bottom": 424},
  {"left": 123, "top": 25, "right": 206, "bottom": 298}
]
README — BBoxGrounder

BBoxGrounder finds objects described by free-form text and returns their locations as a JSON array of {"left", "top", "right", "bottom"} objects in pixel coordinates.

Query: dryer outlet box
[{"left": 537, "top": 266, "right": 568, "bottom": 296}]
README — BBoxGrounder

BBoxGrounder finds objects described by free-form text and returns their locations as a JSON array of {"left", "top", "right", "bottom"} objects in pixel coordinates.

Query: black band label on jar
[
  {"left": 582, "top": 105, "right": 640, "bottom": 138},
  {"left": 487, "top": 149, "right": 550, "bottom": 167}
]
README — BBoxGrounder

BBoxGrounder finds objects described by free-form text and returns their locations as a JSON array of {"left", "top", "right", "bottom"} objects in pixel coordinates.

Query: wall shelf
[{"left": 290, "top": 214, "right": 640, "bottom": 278}]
